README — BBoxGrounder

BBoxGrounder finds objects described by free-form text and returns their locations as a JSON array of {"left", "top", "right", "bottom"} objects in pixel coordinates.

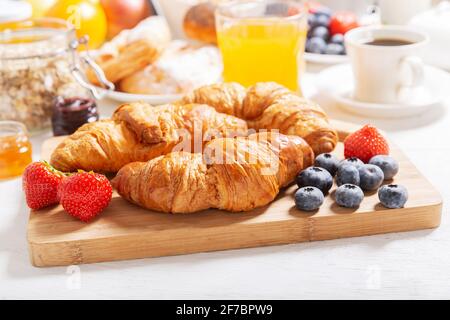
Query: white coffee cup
[{"left": 345, "top": 26, "right": 429, "bottom": 104}]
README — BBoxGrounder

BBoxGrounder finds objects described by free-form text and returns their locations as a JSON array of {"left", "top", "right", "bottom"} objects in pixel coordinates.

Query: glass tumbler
[{"left": 216, "top": 0, "right": 307, "bottom": 93}]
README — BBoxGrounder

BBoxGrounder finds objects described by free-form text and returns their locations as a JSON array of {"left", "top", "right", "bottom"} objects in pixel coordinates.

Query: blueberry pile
[
  {"left": 294, "top": 153, "right": 407, "bottom": 211},
  {"left": 306, "top": 8, "right": 346, "bottom": 56}
]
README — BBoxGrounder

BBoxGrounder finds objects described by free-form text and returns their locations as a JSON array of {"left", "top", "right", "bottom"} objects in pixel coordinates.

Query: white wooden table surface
[{"left": 1, "top": 67, "right": 449, "bottom": 300}]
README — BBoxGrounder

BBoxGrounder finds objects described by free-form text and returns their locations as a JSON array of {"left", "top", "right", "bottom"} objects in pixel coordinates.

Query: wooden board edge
[
  {"left": 28, "top": 201, "right": 443, "bottom": 267},
  {"left": 310, "top": 201, "right": 442, "bottom": 241},
  {"left": 27, "top": 220, "right": 311, "bottom": 267}
]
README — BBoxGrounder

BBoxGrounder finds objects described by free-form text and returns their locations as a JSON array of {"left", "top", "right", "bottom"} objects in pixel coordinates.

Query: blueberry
[
  {"left": 336, "top": 165, "right": 360, "bottom": 186},
  {"left": 313, "top": 14, "right": 330, "bottom": 27},
  {"left": 369, "top": 155, "right": 399, "bottom": 180},
  {"left": 339, "top": 157, "right": 364, "bottom": 169},
  {"left": 295, "top": 186, "right": 324, "bottom": 211},
  {"left": 358, "top": 164, "right": 384, "bottom": 191},
  {"left": 306, "top": 37, "right": 327, "bottom": 54},
  {"left": 330, "top": 33, "right": 345, "bottom": 44},
  {"left": 314, "top": 153, "right": 339, "bottom": 176},
  {"left": 378, "top": 184, "right": 408, "bottom": 209},
  {"left": 309, "top": 14, "right": 329, "bottom": 28},
  {"left": 296, "top": 166, "right": 333, "bottom": 194},
  {"left": 310, "top": 26, "right": 329, "bottom": 41},
  {"left": 307, "top": 14, "right": 315, "bottom": 27},
  {"left": 335, "top": 184, "right": 364, "bottom": 208},
  {"left": 325, "top": 43, "right": 345, "bottom": 55}
]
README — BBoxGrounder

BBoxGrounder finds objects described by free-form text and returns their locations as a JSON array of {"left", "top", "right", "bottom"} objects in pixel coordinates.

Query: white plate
[
  {"left": 316, "top": 63, "right": 449, "bottom": 118},
  {"left": 304, "top": 52, "right": 349, "bottom": 65},
  {"left": 81, "top": 51, "right": 183, "bottom": 105},
  {"left": 96, "top": 87, "right": 183, "bottom": 105},
  {"left": 82, "top": 42, "right": 220, "bottom": 105}
]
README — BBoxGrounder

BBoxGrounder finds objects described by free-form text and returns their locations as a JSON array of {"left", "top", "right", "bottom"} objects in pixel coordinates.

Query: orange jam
[{"left": 0, "top": 121, "right": 32, "bottom": 180}]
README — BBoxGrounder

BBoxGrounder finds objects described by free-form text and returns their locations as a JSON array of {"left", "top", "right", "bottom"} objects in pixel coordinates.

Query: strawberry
[
  {"left": 59, "top": 171, "right": 112, "bottom": 222},
  {"left": 344, "top": 124, "right": 389, "bottom": 163},
  {"left": 329, "top": 11, "right": 359, "bottom": 35},
  {"left": 23, "top": 161, "right": 65, "bottom": 210}
]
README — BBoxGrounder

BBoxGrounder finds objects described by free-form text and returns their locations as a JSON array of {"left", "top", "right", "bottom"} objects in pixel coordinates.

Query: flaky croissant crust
[
  {"left": 50, "top": 102, "right": 248, "bottom": 172},
  {"left": 113, "top": 132, "right": 314, "bottom": 213},
  {"left": 181, "top": 82, "right": 338, "bottom": 154},
  {"left": 51, "top": 82, "right": 335, "bottom": 177}
]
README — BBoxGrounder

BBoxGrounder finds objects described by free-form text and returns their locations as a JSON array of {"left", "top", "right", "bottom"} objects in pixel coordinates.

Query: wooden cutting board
[{"left": 28, "top": 120, "right": 442, "bottom": 267}]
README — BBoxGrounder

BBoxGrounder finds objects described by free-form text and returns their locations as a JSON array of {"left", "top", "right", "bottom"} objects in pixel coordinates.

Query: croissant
[
  {"left": 180, "top": 82, "right": 338, "bottom": 154},
  {"left": 50, "top": 103, "right": 248, "bottom": 172},
  {"left": 112, "top": 132, "right": 314, "bottom": 213},
  {"left": 87, "top": 39, "right": 161, "bottom": 85}
]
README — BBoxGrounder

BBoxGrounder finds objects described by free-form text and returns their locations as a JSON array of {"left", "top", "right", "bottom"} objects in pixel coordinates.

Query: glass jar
[
  {"left": 0, "top": 120, "right": 32, "bottom": 179},
  {"left": 0, "top": 18, "right": 113, "bottom": 133}
]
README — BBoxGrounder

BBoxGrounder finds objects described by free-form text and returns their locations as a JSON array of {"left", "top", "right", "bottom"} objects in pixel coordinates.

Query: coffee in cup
[{"left": 364, "top": 39, "right": 414, "bottom": 46}]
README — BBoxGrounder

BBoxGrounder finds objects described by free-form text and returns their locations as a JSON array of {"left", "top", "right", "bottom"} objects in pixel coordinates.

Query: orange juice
[
  {"left": 216, "top": 0, "right": 307, "bottom": 93},
  {"left": 217, "top": 21, "right": 306, "bottom": 92}
]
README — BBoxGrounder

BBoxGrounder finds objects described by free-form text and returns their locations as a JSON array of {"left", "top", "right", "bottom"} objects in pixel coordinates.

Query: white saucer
[{"left": 316, "top": 64, "right": 449, "bottom": 118}]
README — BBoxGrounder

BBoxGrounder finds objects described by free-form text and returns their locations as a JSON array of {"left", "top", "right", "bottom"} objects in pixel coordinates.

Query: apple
[{"left": 100, "top": 0, "right": 153, "bottom": 38}]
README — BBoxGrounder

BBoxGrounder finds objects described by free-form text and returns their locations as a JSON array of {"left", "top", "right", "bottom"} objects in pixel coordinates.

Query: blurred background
[
  {"left": 1, "top": 0, "right": 449, "bottom": 131},
  {"left": 0, "top": 0, "right": 444, "bottom": 67},
  {"left": 1, "top": 0, "right": 447, "bottom": 65},
  {"left": 0, "top": 1, "right": 445, "bottom": 37}
]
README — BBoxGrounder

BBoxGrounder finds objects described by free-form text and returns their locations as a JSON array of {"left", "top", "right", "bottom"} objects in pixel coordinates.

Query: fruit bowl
[{"left": 304, "top": 1, "right": 378, "bottom": 65}]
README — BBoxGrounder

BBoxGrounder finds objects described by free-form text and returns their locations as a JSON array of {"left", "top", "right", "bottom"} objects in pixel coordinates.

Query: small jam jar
[
  {"left": 52, "top": 96, "right": 99, "bottom": 136},
  {"left": 0, "top": 121, "right": 32, "bottom": 179}
]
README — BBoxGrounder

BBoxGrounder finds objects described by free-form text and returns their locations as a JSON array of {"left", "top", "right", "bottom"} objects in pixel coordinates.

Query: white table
[{"left": 1, "top": 67, "right": 449, "bottom": 300}]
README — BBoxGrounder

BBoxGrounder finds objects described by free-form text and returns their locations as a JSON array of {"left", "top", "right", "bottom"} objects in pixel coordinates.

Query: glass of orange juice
[
  {"left": 216, "top": 0, "right": 307, "bottom": 93},
  {"left": 0, "top": 121, "right": 33, "bottom": 180}
]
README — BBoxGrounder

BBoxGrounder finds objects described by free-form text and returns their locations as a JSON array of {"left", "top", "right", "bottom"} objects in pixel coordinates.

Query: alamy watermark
[
  {"left": 167, "top": 127, "right": 284, "bottom": 176},
  {"left": 66, "top": 265, "right": 81, "bottom": 290}
]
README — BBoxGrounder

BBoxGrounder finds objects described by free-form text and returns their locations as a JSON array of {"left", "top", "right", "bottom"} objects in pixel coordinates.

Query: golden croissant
[
  {"left": 50, "top": 103, "right": 248, "bottom": 172},
  {"left": 181, "top": 82, "right": 338, "bottom": 154},
  {"left": 87, "top": 39, "right": 161, "bottom": 86},
  {"left": 112, "top": 132, "right": 314, "bottom": 213}
]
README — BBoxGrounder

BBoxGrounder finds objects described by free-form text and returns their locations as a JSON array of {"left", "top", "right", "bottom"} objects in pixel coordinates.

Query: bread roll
[
  {"left": 119, "top": 40, "right": 222, "bottom": 95},
  {"left": 183, "top": 2, "right": 217, "bottom": 44},
  {"left": 87, "top": 16, "right": 171, "bottom": 85},
  {"left": 87, "top": 39, "right": 161, "bottom": 86}
]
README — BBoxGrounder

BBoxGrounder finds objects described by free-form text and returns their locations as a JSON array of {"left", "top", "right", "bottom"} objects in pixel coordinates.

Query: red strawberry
[
  {"left": 23, "top": 161, "right": 65, "bottom": 210},
  {"left": 329, "top": 11, "right": 359, "bottom": 35},
  {"left": 59, "top": 171, "right": 112, "bottom": 222},
  {"left": 344, "top": 124, "right": 389, "bottom": 163}
]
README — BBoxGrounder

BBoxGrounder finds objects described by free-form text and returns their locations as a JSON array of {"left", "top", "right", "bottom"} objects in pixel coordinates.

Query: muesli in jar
[{"left": 0, "top": 18, "right": 113, "bottom": 133}]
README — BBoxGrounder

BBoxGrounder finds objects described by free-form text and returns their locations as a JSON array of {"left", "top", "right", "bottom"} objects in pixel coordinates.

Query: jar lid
[{"left": 0, "top": 1, "right": 32, "bottom": 23}]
